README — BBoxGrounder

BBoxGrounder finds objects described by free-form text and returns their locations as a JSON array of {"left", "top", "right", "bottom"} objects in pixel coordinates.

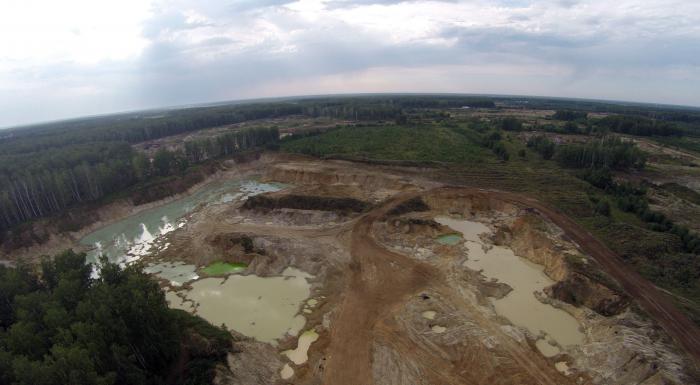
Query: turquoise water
[
  {"left": 81, "top": 179, "right": 284, "bottom": 266},
  {"left": 436, "top": 233, "right": 462, "bottom": 245}
]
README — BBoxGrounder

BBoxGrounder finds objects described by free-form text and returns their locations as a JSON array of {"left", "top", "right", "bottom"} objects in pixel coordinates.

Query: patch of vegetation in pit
[
  {"left": 243, "top": 194, "right": 371, "bottom": 214},
  {"left": 386, "top": 197, "right": 430, "bottom": 217},
  {"left": 201, "top": 261, "right": 248, "bottom": 275}
]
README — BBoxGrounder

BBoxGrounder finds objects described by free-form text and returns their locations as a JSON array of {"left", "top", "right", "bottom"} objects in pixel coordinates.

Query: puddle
[
  {"left": 535, "top": 339, "right": 561, "bottom": 357},
  {"left": 170, "top": 267, "right": 312, "bottom": 344},
  {"left": 283, "top": 329, "right": 319, "bottom": 365},
  {"left": 436, "top": 216, "right": 584, "bottom": 349},
  {"left": 81, "top": 179, "right": 284, "bottom": 267},
  {"left": 201, "top": 261, "right": 247, "bottom": 275},
  {"left": 435, "top": 217, "right": 489, "bottom": 242},
  {"left": 144, "top": 261, "right": 199, "bottom": 286},
  {"left": 555, "top": 361, "right": 572, "bottom": 375},
  {"left": 436, "top": 234, "right": 462, "bottom": 245},
  {"left": 165, "top": 290, "right": 195, "bottom": 312},
  {"left": 421, "top": 310, "right": 437, "bottom": 320},
  {"left": 280, "top": 363, "right": 294, "bottom": 379}
]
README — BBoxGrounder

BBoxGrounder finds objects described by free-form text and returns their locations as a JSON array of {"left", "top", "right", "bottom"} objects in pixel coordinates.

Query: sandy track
[
  {"left": 323, "top": 190, "right": 573, "bottom": 385},
  {"left": 323, "top": 191, "right": 435, "bottom": 384}
]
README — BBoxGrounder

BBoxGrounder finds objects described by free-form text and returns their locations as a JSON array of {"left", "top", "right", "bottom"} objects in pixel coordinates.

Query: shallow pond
[
  {"left": 200, "top": 261, "right": 247, "bottom": 276},
  {"left": 81, "top": 179, "right": 284, "bottom": 266},
  {"left": 435, "top": 216, "right": 584, "bottom": 350},
  {"left": 283, "top": 329, "right": 319, "bottom": 365},
  {"left": 436, "top": 234, "right": 462, "bottom": 245},
  {"left": 144, "top": 261, "right": 199, "bottom": 286},
  {"left": 173, "top": 267, "right": 312, "bottom": 344}
]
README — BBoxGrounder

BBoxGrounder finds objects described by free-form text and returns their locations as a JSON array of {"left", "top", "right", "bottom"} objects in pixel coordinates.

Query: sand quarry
[{"left": 86, "top": 154, "right": 700, "bottom": 385}]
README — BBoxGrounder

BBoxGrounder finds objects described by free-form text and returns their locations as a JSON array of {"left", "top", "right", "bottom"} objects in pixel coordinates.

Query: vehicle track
[{"left": 323, "top": 189, "right": 573, "bottom": 385}]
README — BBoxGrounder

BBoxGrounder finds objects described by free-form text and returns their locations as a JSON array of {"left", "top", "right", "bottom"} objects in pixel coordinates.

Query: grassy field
[
  {"left": 282, "top": 125, "right": 492, "bottom": 164},
  {"left": 654, "top": 136, "right": 700, "bottom": 155}
]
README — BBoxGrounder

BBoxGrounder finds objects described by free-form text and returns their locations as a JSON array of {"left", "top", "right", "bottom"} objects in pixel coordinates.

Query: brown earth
[
  {"left": 324, "top": 189, "right": 577, "bottom": 385},
  {"left": 435, "top": 186, "right": 700, "bottom": 369},
  {"left": 69, "top": 156, "right": 699, "bottom": 384}
]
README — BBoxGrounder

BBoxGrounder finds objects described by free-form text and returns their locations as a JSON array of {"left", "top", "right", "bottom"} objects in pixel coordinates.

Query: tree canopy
[{"left": 0, "top": 250, "right": 231, "bottom": 385}]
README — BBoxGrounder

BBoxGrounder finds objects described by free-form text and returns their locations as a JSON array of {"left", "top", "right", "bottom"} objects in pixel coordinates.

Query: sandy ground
[{"left": 47, "top": 155, "right": 700, "bottom": 384}]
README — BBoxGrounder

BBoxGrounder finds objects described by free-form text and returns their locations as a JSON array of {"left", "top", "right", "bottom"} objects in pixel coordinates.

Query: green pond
[
  {"left": 201, "top": 262, "right": 247, "bottom": 275},
  {"left": 436, "top": 233, "right": 462, "bottom": 245},
  {"left": 80, "top": 179, "right": 284, "bottom": 267}
]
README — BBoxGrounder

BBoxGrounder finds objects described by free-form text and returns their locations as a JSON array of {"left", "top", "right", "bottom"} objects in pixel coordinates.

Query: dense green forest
[
  {"left": 0, "top": 95, "right": 499, "bottom": 236},
  {"left": 0, "top": 250, "right": 231, "bottom": 385},
  {"left": 553, "top": 136, "right": 646, "bottom": 170},
  {"left": 0, "top": 128, "right": 279, "bottom": 235}
]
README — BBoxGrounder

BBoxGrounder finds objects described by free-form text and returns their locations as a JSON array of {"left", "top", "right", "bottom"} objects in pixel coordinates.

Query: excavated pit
[{"left": 90, "top": 157, "right": 697, "bottom": 385}]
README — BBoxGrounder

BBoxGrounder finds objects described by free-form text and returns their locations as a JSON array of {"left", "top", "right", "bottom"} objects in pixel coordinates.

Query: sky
[{"left": 1, "top": 0, "right": 699, "bottom": 127}]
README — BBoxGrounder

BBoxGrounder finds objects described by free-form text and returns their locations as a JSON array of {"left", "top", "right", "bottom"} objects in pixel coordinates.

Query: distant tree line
[
  {"left": 0, "top": 250, "right": 231, "bottom": 385},
  {"left": 0, "top": 103, "right": 301, "bottom": 155},
  {"left": 552, "top": 110, "right": 588, "bottom": 121},
  {"left": 553, "top": 136, "right": 646, "bottom": 170},
  {"left": 300, "top": 96, "right": 495, "bottom": 121},
  {"left": 0, "top": 127, "right": 279, "bottom": 235},
  {"left": 0, "top": 96, "right": 507, "bottom": 236},
  {"left": 595, "top": 115, "right": 683, "bottom": 137},
  {"left": 183, "top": 128, "right": 279, "bottom": 163}
]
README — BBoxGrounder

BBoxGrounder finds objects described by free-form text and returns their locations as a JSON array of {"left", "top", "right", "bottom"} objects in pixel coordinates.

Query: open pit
[{"left": 73, "top": 156, "right": 699, "bottom": 385}]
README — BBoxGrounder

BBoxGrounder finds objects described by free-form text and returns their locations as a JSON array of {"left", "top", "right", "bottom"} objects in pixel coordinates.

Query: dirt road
[
  {"left": 322, "top": 190, "right": 575, "bottom": 385},
  {"left": 323, "top": 185, "right": 700, "bottom": 385},
  {"left": 323, "top": 192, "right": 435, "bottom": 384}
]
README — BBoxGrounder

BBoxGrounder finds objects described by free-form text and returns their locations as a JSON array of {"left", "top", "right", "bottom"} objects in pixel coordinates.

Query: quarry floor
[{"left": 116, "top": 155, "right": 700, "bottom": 384}]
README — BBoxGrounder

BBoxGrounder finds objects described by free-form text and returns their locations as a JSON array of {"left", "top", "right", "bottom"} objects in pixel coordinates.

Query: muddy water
[
  {"left": 144, "top": 262, "right": 199, "bottom": 286},
  {"left": 175, "top": 267, "right": 312, "bottom": 344},
  {"left": 81, "top": 179, "right": 284, "bottom": 266},
  {"left": 435, "top": 216, "right": 584, "bottom": 349},
  {"left": 280, "top": 364, "right": 294, "bottom": 379},
  {"left": 283, "top": 329, "right": 319, "bottom": 365}
]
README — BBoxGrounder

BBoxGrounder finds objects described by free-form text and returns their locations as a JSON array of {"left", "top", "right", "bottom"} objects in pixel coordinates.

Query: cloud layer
[{"left": 1, "top": 0, "right": 699, "bottom": 126}]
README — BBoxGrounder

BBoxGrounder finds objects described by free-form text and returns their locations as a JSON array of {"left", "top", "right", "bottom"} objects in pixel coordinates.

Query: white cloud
[
  {"left": 1, "top": 0, "right": 700, "bottom": 127},
  {"left": 0, "top": 0, "right": 152, "bottom": 66}
]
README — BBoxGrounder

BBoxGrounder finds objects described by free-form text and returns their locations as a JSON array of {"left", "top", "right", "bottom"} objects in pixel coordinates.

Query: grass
[
  {"left": 201, "top": 261, "right": 247, "bottom": 275},
  {"left": 282, "top": 125, "right": 491, "bottom": 163},
  {"left": 654, "top": 136, "right": 700, "bottom": 155}
]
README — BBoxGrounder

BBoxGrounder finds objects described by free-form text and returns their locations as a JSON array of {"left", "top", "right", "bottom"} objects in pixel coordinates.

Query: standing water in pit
[
  {"left": 80, "top": 180, "right": 284, "bottom": 266},
  {"left": 167, "top": 267, "right": 313, "bottom": 344},
  {"left": 435, "top": 216, "right": 584, "bottom": 354}
]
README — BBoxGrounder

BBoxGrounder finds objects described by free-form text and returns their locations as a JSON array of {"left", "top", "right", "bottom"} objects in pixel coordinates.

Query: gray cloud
[{"left": 1, "top": 0, "right": 699, "bottom": 127}]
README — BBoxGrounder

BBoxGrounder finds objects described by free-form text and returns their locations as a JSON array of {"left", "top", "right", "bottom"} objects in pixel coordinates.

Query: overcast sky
[{"left": 1, "top": 0, "right": 699, "bottom": 127}]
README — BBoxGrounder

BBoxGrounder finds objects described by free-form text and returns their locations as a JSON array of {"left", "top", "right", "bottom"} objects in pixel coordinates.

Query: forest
[
  {"left": 0, "top": 250, "right": 231, "bottom": 385},
  {"left": 0, "top": 95, "right": 499, "bottom": 236},
  {"left": 0, "top": 128, "right": 279, "bottom": 235}
]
